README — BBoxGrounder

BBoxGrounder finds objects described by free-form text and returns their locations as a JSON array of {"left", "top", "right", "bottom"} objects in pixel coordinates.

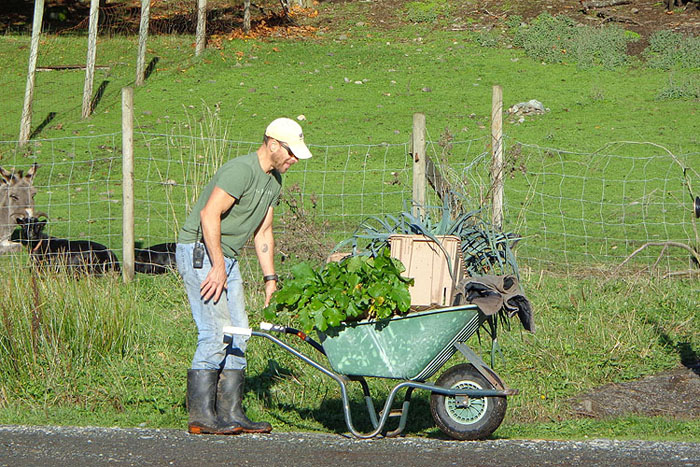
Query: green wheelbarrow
[{"left": 223, "top": 303, "right": 517, "bottom": 440}]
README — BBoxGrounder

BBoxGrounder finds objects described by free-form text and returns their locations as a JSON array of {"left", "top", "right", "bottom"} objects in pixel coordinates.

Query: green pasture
[
  {"left": 0, "top": 28, "right": 697, "bottom": 267},
  {"left": 0, "top": 11, "right": 698, "bottom": 441},
  {"left": 0, "top": 28, "right": 697, "bottom": 150}
]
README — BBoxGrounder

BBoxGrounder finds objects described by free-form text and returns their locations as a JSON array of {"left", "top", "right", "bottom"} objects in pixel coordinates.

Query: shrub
[
  {"left": 643, "top": 30, "right": 700, "bottom": 70},
  {"left": 512, "top": 13, "right": 577, "bottom": 64},
  {"left": 505, "top": 15, "right": 524, "bottom": 31},
  {"left": 573, "top": 25, "right": 635, "bottom": 69},
  {"left": 656, "top": 73, "right": 700, "bottom": 100},
  {"left": 474, "top": 29, "right": 502, "bottom": 48},
  {"left": 512, "top": 13, "right": 635, "bottom": 69}
]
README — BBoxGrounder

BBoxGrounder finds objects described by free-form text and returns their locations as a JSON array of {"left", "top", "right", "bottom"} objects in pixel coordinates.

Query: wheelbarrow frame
[{"left": 223, "top": 304, "right": 517, "bottom": 439}]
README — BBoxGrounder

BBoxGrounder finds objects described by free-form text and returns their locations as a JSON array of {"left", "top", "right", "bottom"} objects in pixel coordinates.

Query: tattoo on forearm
[{"left": 261, "top": 244, "right": 269, "bottom": 253}]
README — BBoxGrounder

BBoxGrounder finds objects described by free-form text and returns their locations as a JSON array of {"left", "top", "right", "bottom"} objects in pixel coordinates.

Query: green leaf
[
  {"left": 324, "top": 307, "right": 345, "bottom": 328},
  {"left": 291, "top": 262, "right": 317, "bottom": 280},
  {"left": 346, "top": 255, "right": 364, "bottom": 273},
  {"left": 367, "top": 282, "right": 389, "bottom": 299},
  {"left": 392, "top": 288, "right": 412, "bottom": 312},
  {"left": 274, "top": 283, "right": 302, "bottom": 305},
  {"left": 262, "top": 303, "right": 277, "bottom": 321},
  {"left": 314, "top": 312, "right": 328, "bottom": 332}
]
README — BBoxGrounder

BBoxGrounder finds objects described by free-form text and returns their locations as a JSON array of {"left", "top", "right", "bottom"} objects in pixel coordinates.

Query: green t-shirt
[{"left": 178, "top": 152, "right": 282, "bottom": 257}]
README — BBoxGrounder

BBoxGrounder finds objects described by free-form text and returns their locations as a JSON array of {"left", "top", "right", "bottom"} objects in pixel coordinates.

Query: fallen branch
[
  {"left": 664, "top": 270, "right": 700, "bottom": 279},
  {"left": 37, "top": 65, "right": 110, "bottom": 71},
  {"left": 598, "top": 12, "right": 642, "bottom": 25},
  {"left": 581, "top": 0, "right": 631, "bottom": 12},
  {"left": 615, "top": 241, "right": 700, "bottom": 274}
]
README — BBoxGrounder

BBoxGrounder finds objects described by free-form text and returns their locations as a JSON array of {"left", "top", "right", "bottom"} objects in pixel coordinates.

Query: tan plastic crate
[{"left": 389, "top": 234, "right": 463, "bottom": 307}]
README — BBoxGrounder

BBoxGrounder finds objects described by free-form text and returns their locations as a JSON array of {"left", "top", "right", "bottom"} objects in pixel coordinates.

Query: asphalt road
[{"left": 1, "top": 425, "right": 699, "bottom": 466}]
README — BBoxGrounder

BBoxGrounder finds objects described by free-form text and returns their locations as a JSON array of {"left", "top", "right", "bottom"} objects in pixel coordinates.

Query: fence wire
[{"left": 1, "top": 133, "right": 698, "bottom": 276}]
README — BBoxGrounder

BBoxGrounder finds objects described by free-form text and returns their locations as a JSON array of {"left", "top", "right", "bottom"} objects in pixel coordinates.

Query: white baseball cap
[{"left": 265, "top": 117, "right": 312, "bottom": 160}]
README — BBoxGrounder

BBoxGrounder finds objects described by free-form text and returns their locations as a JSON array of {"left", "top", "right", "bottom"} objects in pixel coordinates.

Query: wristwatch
[{"left": 263, "top": 274, "right": 279, "bottom": 282}]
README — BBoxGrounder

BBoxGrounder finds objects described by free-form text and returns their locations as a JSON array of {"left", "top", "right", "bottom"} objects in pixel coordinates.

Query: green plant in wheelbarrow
[{"left": 263, "top": 247, "right": 414, "bottom": 334}]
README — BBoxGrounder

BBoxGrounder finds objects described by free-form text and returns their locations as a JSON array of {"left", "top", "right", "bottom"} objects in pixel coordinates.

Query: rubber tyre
[{"left": 430, "top": 363, "right": 507, "bottom": 440}]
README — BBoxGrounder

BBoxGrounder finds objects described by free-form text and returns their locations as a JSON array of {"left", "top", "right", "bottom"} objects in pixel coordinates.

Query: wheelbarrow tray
[{"left": 317, "top": 304, "right": 483, "bottom": 381}]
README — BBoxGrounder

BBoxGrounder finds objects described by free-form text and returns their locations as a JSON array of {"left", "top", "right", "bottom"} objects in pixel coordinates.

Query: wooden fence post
[
  {"left": 412, "top": 113, "right": 426, "bottom": 219},
  {"left": 19, "top": 0, "right": 45, "bottom": 145},
  {"left": 196, "top": 0, "right": 207, "bottom": 56},
  {"left": 82, "top": 0, "right": 100, "bottom": 119},
  {"left": 491, "top": 85, "right": 504, "bottom": 230},
  {"left": 243, "top": 0, "right": 251, "bottom": 33},
  {"left": 135, "top": 0, "right": 151, "bottom": 86},
  {"left": 122, "top": 87, "right": 135, "bottom": 282}
]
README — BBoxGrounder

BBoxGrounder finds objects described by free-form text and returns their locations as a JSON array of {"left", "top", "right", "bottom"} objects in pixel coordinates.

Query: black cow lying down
[
  {"left": 16, "top": 216, "right": 120, "bottom": 274},
  {"left": 135, "top": 242, "right": 176, "bottom": 274}
]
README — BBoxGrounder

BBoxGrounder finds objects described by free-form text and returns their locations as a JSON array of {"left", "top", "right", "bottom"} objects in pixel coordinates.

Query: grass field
[
  {"left": 0, "top": 5, "right": 698, "bottom": 441},
  {"left": 0, "top": 261, "right": 697, "bottom": 440}
]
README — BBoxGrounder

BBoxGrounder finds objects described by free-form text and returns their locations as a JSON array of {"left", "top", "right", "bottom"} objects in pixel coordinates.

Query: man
[{"left": 176, "top": 117, "right": 312, "bottom": 435}]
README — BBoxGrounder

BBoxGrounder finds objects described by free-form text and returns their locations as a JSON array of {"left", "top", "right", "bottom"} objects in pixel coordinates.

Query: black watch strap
[{"left": 263, "top": 274, "right": 279, "bottom": 282}]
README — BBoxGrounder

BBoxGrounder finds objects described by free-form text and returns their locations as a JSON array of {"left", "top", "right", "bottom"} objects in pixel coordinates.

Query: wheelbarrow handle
[
  {"left": 222, "top": 326, "right": 252, "bottom": 337},
  {"left": 260, "top": 322, "right": 286, "bottom": 332},
  {"left": 262, "top": 322, "right": 327, "bottom": 356},
  {"left": 224, "top": 323, "right": 326, "bottom": 356}
]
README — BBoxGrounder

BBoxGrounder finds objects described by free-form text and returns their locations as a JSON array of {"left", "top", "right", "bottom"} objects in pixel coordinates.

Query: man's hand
[
  {"left": 200, "top": 263, "right": 228, "bottom": 303},
  {"left": 264, "top": 279, "right": 277, "bottom": 307}
]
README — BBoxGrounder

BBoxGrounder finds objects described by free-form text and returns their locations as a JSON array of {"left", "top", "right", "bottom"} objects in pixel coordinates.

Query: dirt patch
[
  {"left": 2, "top": 0, "right": 698, "bottom": 50},
  {"left": 327, "top": 0, "right": 699, "bottom": 53},
  {"left": 569, "top": 365, "right": 700, "bottom": 419}
]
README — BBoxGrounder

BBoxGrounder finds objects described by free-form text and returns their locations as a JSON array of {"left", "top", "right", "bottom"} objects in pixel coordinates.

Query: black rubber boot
[
  {"left": 217, "top": 369, "right": 272, "bottom": 433},
  {"left": 187, "top": 369, "right": 241, "bottom": 435}
]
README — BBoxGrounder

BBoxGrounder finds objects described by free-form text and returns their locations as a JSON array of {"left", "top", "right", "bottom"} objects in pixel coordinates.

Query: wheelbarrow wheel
[{"left": 430, "top": 363, "right": 507, "bottom": 440}]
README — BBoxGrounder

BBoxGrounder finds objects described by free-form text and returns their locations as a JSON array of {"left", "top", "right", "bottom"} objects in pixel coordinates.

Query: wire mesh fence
[{"left": 1, "top": 132, "right": 698, "bottom": 276}]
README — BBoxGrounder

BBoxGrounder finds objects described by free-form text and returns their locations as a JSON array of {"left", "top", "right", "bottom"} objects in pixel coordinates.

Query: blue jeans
[{"left": 176, "top": 242, "right": 248, "bottom": 370}]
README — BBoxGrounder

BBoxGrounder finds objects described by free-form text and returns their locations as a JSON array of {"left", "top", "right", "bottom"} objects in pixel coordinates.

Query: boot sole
[
  {"left": 188, "top": 425, "right": 244, "bottom": 435},
  {"left": 240, "top": 427, "right": 273, "bottom": 434}
]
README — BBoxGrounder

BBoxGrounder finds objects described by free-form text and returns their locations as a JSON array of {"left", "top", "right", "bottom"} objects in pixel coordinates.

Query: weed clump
[
  {"left": 656, "top": 73, "right": 700, "bottom": 100},
  {"left": 404, "top": 0, "right": 450, "bottom": 23},
  {"left": 643, "top": 30, "right": 700, "bottom": 70},
  {"left": 511, "top": 13, "right": 636, "bottom": 70}
]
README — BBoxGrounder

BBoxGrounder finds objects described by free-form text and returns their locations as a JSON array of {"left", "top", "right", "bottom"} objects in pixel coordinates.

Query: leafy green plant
[
  {"left": 263, "top": 247, "right": 414, "bottom": 333},
  {"left": 512, "top": 13, "right": 577, "bottom": 63},
  {"left": 643, "top": 30, "right": 700, "bottom": 70},
  {"left": 474, "top": 30, "right": 503, "bottom": 48},
  {"left": 505, "top": 15, "right": 524, "bottom": 31},
  {"left": 573, "top": 25, "right": 635, "bottom": 69}
]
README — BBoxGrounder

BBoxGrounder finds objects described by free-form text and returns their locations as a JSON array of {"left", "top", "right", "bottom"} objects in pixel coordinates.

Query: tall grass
[
  {"left": 0, "top": 257, "right": 143, "bottom": 400},
  {"left": 157, "top": 103, "right": 234, "bottom": 236},
  {"left": 495, "top": 273, "right": 698, "bottom": 424},
  {"left": 0, "top": 256, "right": 191, "bottom": 422}
]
